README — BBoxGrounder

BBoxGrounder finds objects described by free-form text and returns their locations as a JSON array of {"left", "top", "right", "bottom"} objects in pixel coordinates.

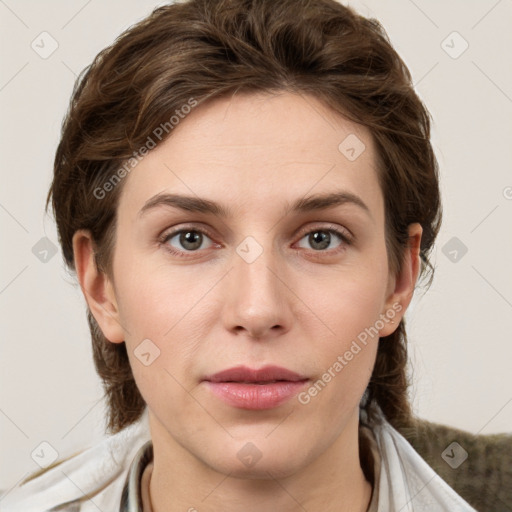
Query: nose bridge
[
  {"left": 226, "top": 232, "right": 290, "bottom": 337},
  {"left": 234, "top": 233, "right": 281, "bottom": 300}
]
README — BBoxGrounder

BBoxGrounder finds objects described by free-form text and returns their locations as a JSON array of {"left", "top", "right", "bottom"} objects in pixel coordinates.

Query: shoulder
[
  {"left": 0, "top": 413, "right": 151, "bottom": 512},
  {"left": 399, "top": 417, "right": 512, "bottom": 512}
]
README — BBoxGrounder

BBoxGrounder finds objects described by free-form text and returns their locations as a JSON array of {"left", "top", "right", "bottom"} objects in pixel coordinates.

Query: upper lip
[{"left": 204, "top": 365, "right": 308, "bottom": 383}]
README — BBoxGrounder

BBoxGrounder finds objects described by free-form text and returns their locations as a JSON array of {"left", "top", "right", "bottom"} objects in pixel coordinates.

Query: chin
[
  {"left": 210, "top": 456, "right": 305, "bottom": 481},
  {"left": 201, "top": 437, "right": 313, "bottom": 480}
]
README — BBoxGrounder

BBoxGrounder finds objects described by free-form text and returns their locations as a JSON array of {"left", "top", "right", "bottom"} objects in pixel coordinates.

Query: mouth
[{"left": 203, "top": 365, "right": 309, "bottom": 410}]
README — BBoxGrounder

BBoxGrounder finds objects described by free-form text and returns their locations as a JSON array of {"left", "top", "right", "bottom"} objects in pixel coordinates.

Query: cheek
[
  {"left": 296, "top": 298, "right": 381, "bottom": 430},
  {"left": 319, "top": 283, "right": 382, "bottom": 382},
  {"left": 115, "top": 266, "right": 203, "bottom": 418},
  {"left": 113, "top": 257, "right": 213, "bottom": 384},
  {"left": 307, "top": 257, "right": 389, "bottom": 342},
  {"left": 296, "top": 257, "right": 388, "bottom": 404},
  {"left": 114, "top": 248, "right": 193, "bottom": 335}
]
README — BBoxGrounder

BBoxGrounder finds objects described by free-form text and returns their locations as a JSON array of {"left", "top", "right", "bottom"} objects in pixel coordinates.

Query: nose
[{"left": 223, "top": 237, "right": 293, "bottom": 340}]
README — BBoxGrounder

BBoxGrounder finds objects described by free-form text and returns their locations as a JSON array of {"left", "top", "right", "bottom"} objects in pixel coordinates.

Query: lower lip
[{"left": 205, "top": 380, "right": 309, "bottom": 410}]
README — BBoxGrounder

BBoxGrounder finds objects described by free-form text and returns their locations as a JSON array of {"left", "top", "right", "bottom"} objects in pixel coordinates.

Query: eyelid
[
  {"left": 158, "top": 224, "right": 218, "bottom": 246},
  {"left": 294, "top": 222, "right": 354, "bottom": 244}
]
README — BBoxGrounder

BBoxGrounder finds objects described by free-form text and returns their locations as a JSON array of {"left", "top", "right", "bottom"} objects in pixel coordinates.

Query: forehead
[{"left": 117, "top": 91, "right": 383, "bottom": 221}]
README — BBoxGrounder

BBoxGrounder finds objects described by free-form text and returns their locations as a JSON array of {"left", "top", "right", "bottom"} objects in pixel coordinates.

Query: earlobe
[
  {"left": 379, "top": 223, "right": 423, "bottom": 337},
  {"left": 72, "top": 230, "right": 125, "bottom": 344}
]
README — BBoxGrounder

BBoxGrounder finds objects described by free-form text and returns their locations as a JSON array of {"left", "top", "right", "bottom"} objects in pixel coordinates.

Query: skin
[{"left": 73, "top": 91, "right": 422, "bottom": 512}]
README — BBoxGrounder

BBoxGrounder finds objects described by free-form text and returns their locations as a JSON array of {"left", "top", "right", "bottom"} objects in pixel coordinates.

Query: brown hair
[{"left": 47, "top": 0, "right": 441, "bottom": 434}]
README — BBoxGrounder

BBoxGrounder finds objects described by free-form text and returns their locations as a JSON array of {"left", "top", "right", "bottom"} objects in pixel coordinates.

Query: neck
[{"left": 146, "top": 410, "right": 373, "bottom": 512}]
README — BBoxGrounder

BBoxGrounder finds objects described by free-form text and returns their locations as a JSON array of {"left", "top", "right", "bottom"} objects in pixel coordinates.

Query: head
[{"left": 48, "top": 0, "right": 441, "bottom": 458}]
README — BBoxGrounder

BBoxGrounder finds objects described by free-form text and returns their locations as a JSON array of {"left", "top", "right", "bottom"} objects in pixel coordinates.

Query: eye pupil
[{"left": 309, "top": 231, "right": 330, "bottom": 250}]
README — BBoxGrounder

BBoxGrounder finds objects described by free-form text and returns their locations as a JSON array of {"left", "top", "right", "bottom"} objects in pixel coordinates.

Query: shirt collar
[{"left": 120, "top": 440, "right": 153, "bottom": 512}]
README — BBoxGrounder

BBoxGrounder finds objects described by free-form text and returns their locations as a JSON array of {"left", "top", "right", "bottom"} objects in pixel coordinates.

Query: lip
[
  {"left": 205, "top": 365, "right": 307, "bottom": 383},
  {"left": 203, "top": 365, "right": 309, "bottom": 410}
]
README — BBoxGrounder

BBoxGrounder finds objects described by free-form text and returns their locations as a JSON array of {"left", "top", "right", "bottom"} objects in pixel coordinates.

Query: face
[{"left": 79, "top": 91, "right": 417, "bottom": 479}]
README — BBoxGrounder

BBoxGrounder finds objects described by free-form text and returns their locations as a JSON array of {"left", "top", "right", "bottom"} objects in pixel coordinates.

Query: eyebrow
[{"left": 138, "top": 191, "right": 371, "bottom": 219}]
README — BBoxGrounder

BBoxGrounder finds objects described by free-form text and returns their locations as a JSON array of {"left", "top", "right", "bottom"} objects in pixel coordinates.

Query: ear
[
  {"left": 378, "top": 223, "right": 423, "bottom": 337},
  {"left": 72, "top": 230, "right": 124, "bottom": 344}
]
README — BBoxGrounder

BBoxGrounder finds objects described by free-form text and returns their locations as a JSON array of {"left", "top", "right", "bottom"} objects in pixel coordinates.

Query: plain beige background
[{"left": 1, "top": 0, "right": 511, "bottom": 494}]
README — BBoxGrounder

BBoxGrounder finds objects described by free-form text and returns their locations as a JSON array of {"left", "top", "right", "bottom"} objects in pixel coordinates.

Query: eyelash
[{"left": 158, "top": 224, "right": 353, "bottom": 259}]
